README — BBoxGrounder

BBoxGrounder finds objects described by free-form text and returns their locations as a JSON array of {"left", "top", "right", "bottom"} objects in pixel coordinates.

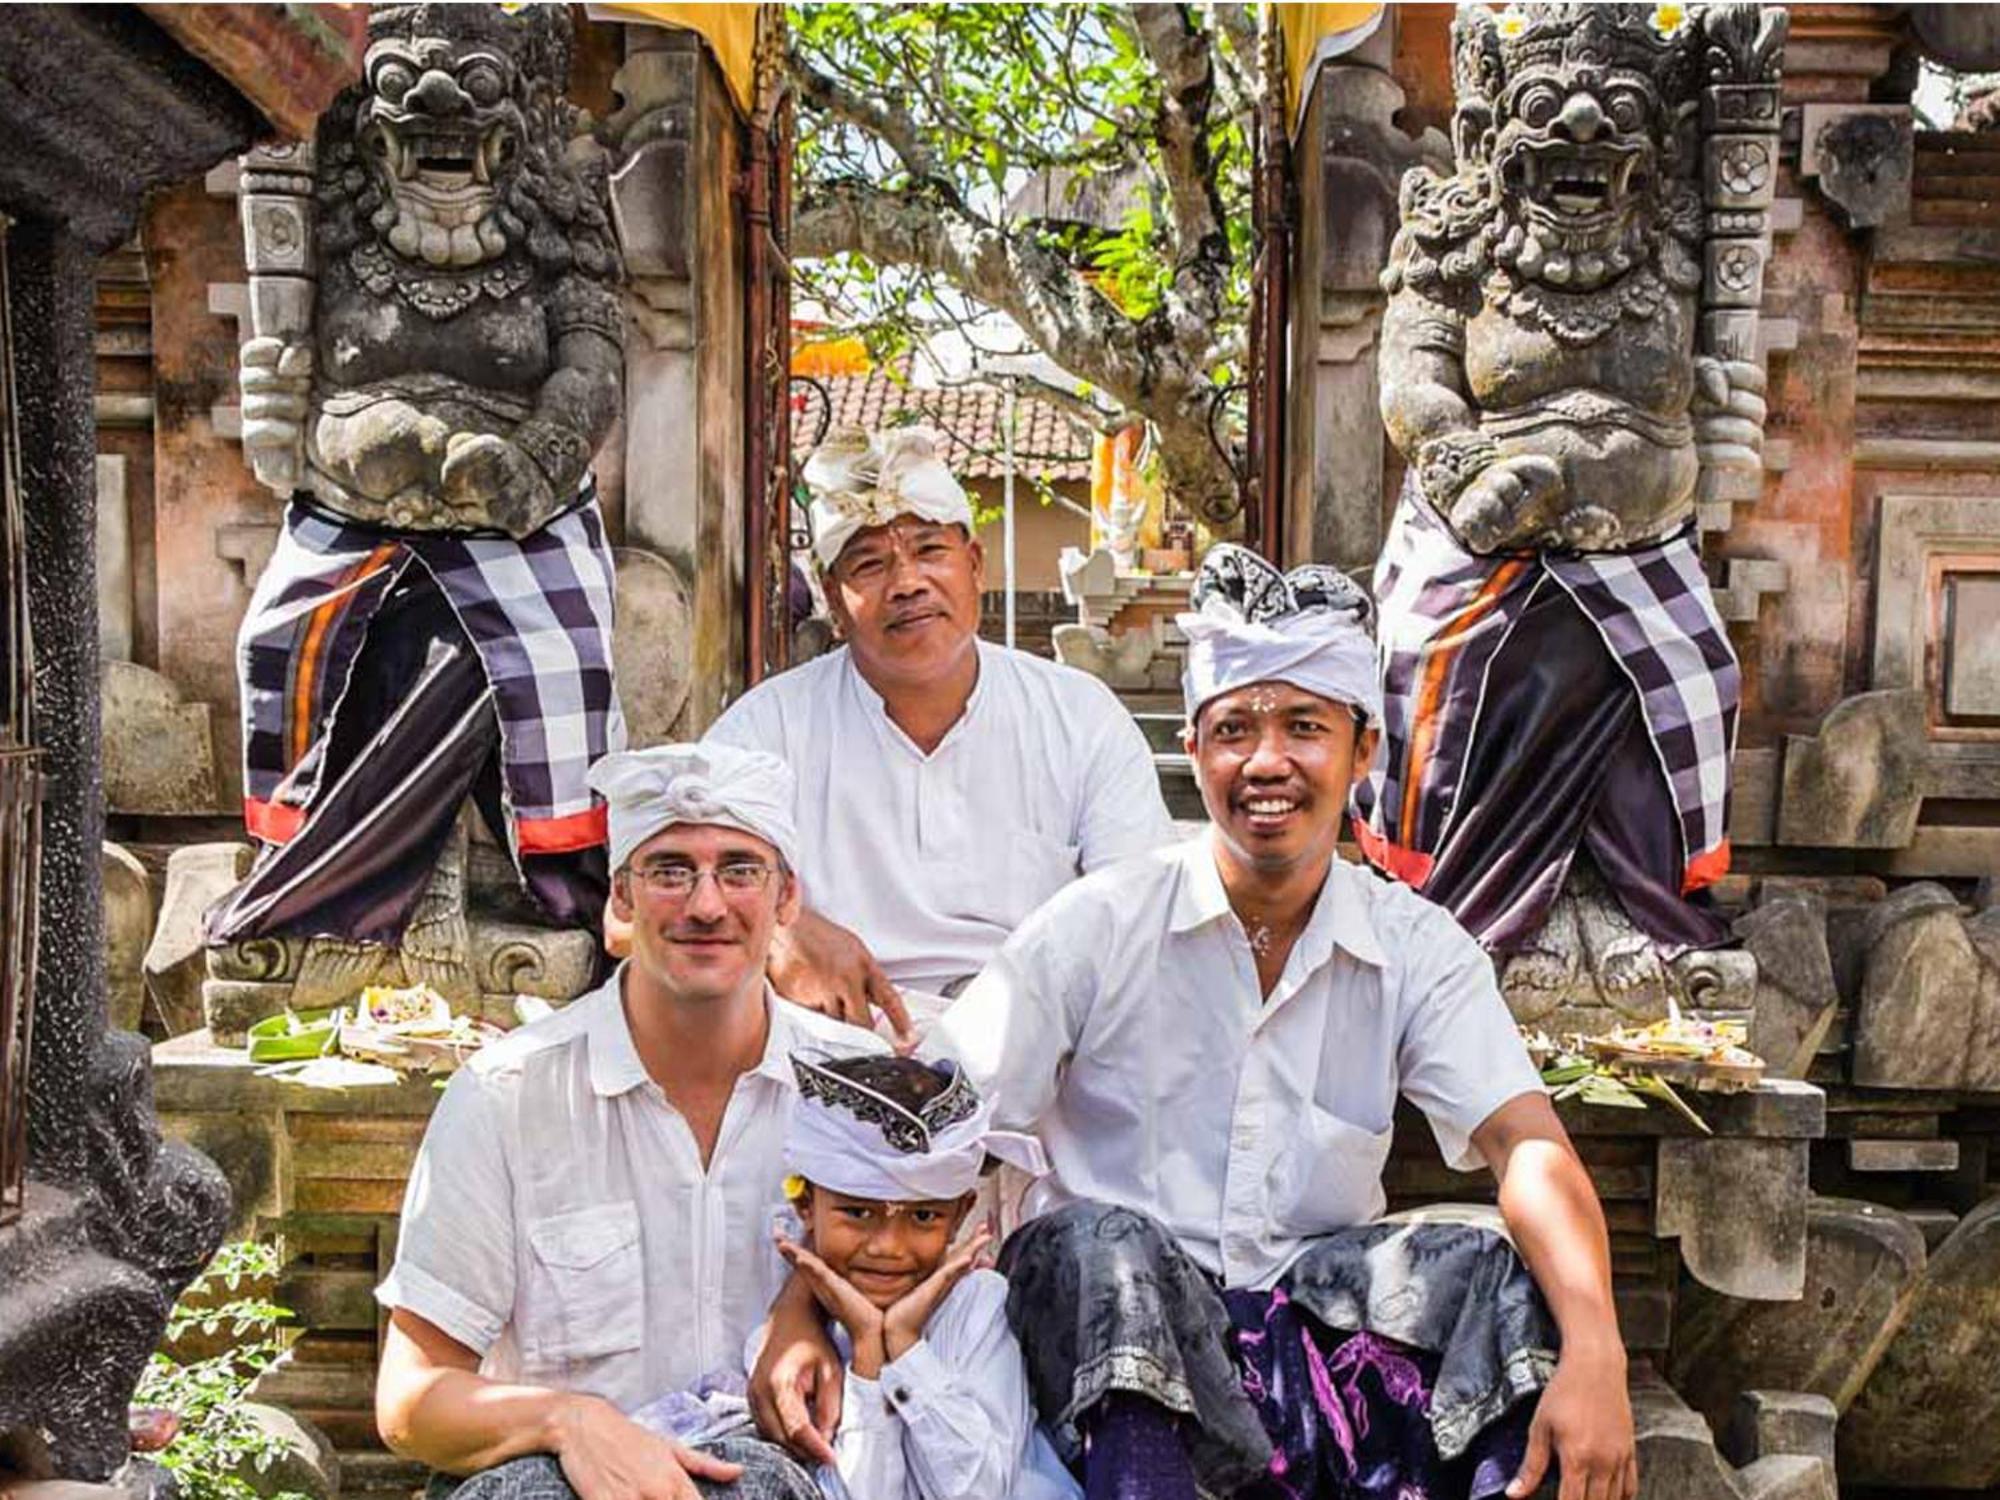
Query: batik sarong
[
  {"left": 1225, "top": 1298, "right": 1529, "bottom": 1500},
  {"left": 1352, "top": 484, "right": 1738, "bottom": 955},
  {"left": 237, "top": 488, "right": 624, "bottom": 857},
  {"left": 999, "top": 1201, "right": 1555, "bottom": 1499}
]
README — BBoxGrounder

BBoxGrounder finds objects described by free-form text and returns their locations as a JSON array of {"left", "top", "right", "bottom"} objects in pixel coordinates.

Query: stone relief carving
[{"left": 239, "top": 3, "right": 622, "bottom": 535}]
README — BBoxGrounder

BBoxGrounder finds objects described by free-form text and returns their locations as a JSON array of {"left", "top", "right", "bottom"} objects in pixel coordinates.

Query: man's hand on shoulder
[
  {"left": 1506, "top": 1338, "right": 1636, "bottom": 1500},
  {"left": 549, "top": 1392, "right": 742, "bottom": 1500},
  {"left": 748, "top": 1270, "right": 844, "bottom": 1465},
  {"left": 769, "top": 906, "right": 916, "bottom": 1049}
]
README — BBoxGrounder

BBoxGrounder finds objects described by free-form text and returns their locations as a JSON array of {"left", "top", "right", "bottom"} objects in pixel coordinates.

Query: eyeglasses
[{"left": 627, "top": 860, "right": 780, "bottom": 899}]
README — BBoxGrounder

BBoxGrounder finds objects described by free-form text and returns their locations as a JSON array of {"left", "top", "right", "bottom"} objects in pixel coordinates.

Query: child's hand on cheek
[
  {"left": 775, "top": 1234, "right": 888, "bottom": 1376},
  {"left": 883, "top": 1225, "right": 993, "bottom": 1362}
]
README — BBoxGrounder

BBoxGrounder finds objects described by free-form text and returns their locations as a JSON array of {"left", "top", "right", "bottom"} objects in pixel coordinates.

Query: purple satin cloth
[{"left": 1224, "top": 1287, "right": 1533, "bottom": 1500}]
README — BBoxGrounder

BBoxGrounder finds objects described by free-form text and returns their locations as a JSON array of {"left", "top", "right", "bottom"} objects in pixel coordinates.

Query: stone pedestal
[
  {"left": 1386, "top": 1080, "right": 1824, "bottom": 1371},
  {"left": 199, "top": 820, "right": 599, "bottom": 1043},
  {"left": 151, "top": 1033, "right": 448, "bottom": 1500}
]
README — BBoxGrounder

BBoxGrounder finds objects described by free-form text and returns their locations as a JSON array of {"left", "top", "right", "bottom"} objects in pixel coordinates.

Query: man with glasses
[
  {"left": 374, "top": 743, "right": 881, "bottom": 1500},
  {"left": 703, "top": 425, "right": 1174, "bottom": 1042}
]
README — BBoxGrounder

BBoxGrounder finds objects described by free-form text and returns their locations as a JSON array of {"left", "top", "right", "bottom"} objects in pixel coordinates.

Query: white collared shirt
[
  {"left": 932, "top": 833, "right": 1545, "bottom": 1291},
  {"left": 704, "top": 640, "right": 1175, "bottom": 992},
  {"left": 763, "top": 1271, "right": 1080, "bottom": 1500},
  {"left": 376, "top": 970, "right": 886, "bottom": 1410}
]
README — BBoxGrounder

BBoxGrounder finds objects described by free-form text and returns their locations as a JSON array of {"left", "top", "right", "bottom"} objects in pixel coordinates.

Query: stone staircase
[{"left": 1123, "top": 695, "right": 1203, "bottom": 820}]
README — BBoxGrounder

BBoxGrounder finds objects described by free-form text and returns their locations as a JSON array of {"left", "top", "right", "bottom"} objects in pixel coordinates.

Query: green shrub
[{"left": 133, "top": 1240, "right": 311, "bottom": 1500}]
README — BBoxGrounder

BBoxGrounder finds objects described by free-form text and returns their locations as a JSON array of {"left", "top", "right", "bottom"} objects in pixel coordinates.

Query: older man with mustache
[{"left": 703, "top": 426, "right": 1175, "bottom": 1040}]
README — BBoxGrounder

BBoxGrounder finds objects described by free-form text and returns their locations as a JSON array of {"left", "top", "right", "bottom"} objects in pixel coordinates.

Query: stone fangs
[{"left": 366, "top": 117, "right": 514, "bottom": 269}]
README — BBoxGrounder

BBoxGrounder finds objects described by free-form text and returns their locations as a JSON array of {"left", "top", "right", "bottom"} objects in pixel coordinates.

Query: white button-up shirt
[
  {"left": 780, "top": 1271, "right": 1080, "bottom": 1500},
  {"left": 933, "top": 834, "right": 1544, "bottom": 1290},
  {"left": 705, "top": 640, "right": 1174, "bottom": 993},
  {"left": 376, "top": 970, "right": 885, "bottom": 1410}
]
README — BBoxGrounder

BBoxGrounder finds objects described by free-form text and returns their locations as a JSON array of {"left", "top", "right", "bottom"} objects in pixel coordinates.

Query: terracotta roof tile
[{"left": 791, "top": 366, "right": 1096, "bottom": 482}]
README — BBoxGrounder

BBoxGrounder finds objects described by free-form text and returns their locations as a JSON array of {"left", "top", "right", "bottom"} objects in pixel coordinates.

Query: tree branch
[
  {"left": 787, "top": 50, "right": 951, "bottom": 198},
  {"left": 793, "top": 178, "right": 1201, "bottom": 423},
  {"left": 1124, "top": 5, "right": 1226, "bottom": 252},
  {"left": 1213, "top": 4, "right": 1259, "bottom": 68}
]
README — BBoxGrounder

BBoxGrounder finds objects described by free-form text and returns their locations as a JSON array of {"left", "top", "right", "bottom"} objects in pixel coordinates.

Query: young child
[{"left": 774, "top": 1051, "right": 1079, "bottom": 1500}]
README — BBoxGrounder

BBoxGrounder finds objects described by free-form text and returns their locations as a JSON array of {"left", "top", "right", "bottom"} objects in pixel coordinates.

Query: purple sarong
[{"left": 1225, "top": 1287, "right": 1531, "bottom": 1500}]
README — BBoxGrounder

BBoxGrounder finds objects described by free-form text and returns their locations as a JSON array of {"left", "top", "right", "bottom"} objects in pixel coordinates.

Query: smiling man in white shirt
[
  {"left": 915, "top": 546, "right": 1640, "bottom": 1500},
  {"left": 373, "top": 743, "right": 883, "bottom": 1500},
  {"left": 702, "top": 426, "right": 1174, "bottom": 1037}
]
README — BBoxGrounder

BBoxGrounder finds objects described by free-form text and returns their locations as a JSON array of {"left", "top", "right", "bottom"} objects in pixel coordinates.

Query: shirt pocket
[
  {"left": 946, "top": 829, "right": 1081, "bottom": 928},
  {"left": 521, "top": 1200, "right": 643, "bottom": 1365},
  {"left": 1271, "top": 1106, "right": 1393, "bottom": 1235}
]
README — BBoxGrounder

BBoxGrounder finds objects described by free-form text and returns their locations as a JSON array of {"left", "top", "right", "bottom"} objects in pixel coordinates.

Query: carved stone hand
[
  {"left": 1448, "top": 453, "right": 1567, "bottom": 554},
  {"left": 1691, "top": 355, "right": 1768, "bottom": 473},
  {"left": 238, "top": 336, "right": 313, "bottom": 493},
  {"left": 441, "top": 431, "right": 558, "bottom": 538}
]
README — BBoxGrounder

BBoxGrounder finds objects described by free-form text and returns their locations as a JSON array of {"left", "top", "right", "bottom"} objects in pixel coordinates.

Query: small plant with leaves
[{"left": 133, "top": 1240, "right": 311, "bottom": 1500}]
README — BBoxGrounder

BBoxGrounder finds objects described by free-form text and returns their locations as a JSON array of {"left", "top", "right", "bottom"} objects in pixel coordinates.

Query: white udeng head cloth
[
  {"left": 588, "top": 742, "right": 801, "bottom": 875},
  {"left": 785, "top": 1054, "right": 1047, "bottom": 1202},
  {"left": 1178, "top": 542, "right": 1384, "bottom": 730},
  {"left": 803, "top": 425, "right": 974, "bottom": 570}
]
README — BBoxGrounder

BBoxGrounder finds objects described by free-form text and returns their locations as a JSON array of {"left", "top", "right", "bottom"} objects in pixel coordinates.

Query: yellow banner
[
  {"left": 591, "top": 3, "right": 760, "bottom": 115},
  {"left": 1275, "top": 3, "right": 1387, "bottom": 132}
]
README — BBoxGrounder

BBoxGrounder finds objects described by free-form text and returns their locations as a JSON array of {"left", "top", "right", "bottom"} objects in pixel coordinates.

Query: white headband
[
  {"left": 785, "top": 1056, "right": 1046, "bottom": 1202},
  {"left": 804, "top": 425, "right": 973, "bottom": 570},
  {"left": 587, "top": 743, "right": 801, "bottom": 875},
  {"left": 1179, "top": 544, "right": 1383, "bottom": 729}
]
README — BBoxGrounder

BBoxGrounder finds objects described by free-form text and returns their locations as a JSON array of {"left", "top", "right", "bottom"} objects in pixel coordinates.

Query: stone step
[
  {"left": 289, "top": 1404, "right": 382, "bottom": 1450},
  {"left": 1902, "top": 1206, "right": 1960, "bottom": 1250},
  {"left": 250, "top": 1351, "right": 377, "bottom": 1408},
  {"left": 277, "top": 1266, "right": 380, "bottom": 1333},
  {"left": 337, "top": 1449, "right": 426, "bottom": 1495},
  {"left": 1153, "top": 752, "right": 1204, "bottom": 820},
  {"left": 1913, "top": 198, "right": 2000, "bottom": 228},
  {"left": 1846, "top": 1138, "right": 1961, "bottom": 1173},
  {"left": 1917, "top": 175, "right": 2000, "bottom": 201},
  {"left": 1131, "top": 710, "right": 1184, "bottom": 754}
]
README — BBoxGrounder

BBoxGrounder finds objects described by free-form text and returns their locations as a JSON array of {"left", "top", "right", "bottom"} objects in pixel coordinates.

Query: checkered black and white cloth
[
  {"left": 1354, "top": 487, "right": 1738, "bottom": 892},
  {"left": 237, "top": 490, "right": 625, "bottom": 855}
]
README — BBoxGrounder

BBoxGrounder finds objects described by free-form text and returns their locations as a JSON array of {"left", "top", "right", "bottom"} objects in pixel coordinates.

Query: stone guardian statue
[
  {"left": 1357, "top": 2, "right": 1785, "bottom": 1024},
  {"left": 207, "top": 2, "right": 626, "bottom": 1020}
]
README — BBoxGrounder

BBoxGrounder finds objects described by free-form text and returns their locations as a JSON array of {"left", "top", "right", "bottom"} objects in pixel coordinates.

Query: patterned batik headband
[
  {"left": 785, "top": 1053, "right": 1046, "bottom": 1202},
  {"left": 1179, "top": 542, "right": 1385, "bottom": 729}
]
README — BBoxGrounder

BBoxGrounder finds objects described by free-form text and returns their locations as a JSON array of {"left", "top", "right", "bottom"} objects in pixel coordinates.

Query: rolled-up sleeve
[
  {"left": 375, "top": 1066, "right": 517, "bottom": 1355},
  {"left": 1396, "top": 911, "right": 1546, "bottom": 1171}
]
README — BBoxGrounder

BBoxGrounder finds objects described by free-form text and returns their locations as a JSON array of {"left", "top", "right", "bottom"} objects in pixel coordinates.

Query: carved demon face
[
  {"left": 1491, "top": 64, "right": 1662, "bottom": 268},
  {"left": 1454, "top": 4, "right": 1699, "bottom": 292},
  {"left": 355, "top": 6, "right": 563, "bottom": 270}
]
